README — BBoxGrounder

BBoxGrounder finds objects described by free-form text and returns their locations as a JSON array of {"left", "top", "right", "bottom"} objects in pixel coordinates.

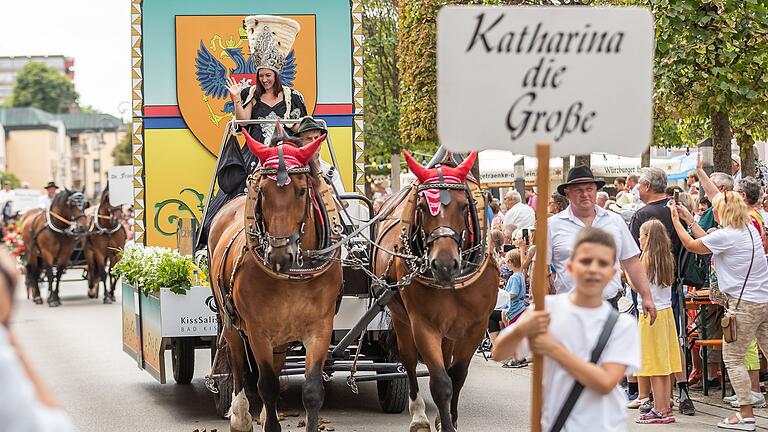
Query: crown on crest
[{"left": 244, "top": 15, "right": 300, "bottom": 73}]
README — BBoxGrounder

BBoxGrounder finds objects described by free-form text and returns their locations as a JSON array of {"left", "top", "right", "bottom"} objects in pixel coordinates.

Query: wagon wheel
[
  {"left": 377, "top": 372, "right": 408, "bottom": 413},
  {"left": 171, "top": 337, "right": 195, "bottom": 384},
  {"left": 373, "top": 334, "right": 408, "bottom": 414},
  {"left": 212, "top": 341, "right": 233, "bottom": 418}
]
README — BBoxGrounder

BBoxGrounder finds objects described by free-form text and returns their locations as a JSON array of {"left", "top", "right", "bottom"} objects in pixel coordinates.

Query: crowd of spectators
[{"left": 489, "top": 156, "right": 768, "bottom": 430}]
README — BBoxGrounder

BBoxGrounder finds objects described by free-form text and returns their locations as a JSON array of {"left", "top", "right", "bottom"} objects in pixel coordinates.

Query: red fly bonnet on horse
[
  {"left": 242, "top": 119, "right": 325, "bottom": 186},
  {"left": 403, "top": 151, "right": 477, "bottom": 216}
]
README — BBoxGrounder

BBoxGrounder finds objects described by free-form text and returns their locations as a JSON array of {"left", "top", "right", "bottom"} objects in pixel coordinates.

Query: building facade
[
  {"left": 0, "top": 56, "right": 75, "bottom": 106},
  {"left": 0, "top": 108, "right": 124, "bottom": 199}
]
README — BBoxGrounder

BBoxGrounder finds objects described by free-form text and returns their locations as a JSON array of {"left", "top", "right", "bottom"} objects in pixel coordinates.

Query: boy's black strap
[{"left": 549, "top": 307, "right": 620, "bottom": 432}]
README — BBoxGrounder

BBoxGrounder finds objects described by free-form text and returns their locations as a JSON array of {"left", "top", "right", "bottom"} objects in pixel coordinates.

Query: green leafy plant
[{"left": 111, "top": 246, "right": 193, "bottom": 295}]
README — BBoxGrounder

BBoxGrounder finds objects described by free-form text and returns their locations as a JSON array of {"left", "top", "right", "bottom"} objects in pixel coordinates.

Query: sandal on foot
[
  {"left": 636, "top": 409, "right": 675, "bottom": 424},
  {"left": 717, "top": 413, "right": 756, "bottom": 431}
]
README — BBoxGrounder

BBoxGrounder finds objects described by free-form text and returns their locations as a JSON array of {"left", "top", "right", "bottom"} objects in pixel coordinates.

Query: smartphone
[
  {"left": 503, "top": 244, "right": 515, "bottom": 253},
  {"left": 522, "top": 229, "right": 529, "bottom": 245},
  {"left": 674, "top": 190, "right": 680, "bottom": 204}
]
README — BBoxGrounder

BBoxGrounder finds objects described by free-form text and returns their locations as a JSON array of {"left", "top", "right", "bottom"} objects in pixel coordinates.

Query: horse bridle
[
  {"left": 46, "top": 192, "right": 87, "bottom": 236},
  {"left": 94, "top": 203, "right": 123, "bottom": 235},
  {"left": 413, "top": 179, "right": 474, "bottom": 273},
  {"left": 248, "top": 165, "right": 313, "bottom": 268}
]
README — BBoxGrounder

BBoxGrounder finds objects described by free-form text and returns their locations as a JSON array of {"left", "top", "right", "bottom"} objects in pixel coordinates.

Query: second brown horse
[
  {"left": 84, "top": 187, "right": 126, "bottom": 303},
  {"left": 373, "top": 152, "right": 498, "bottom": 432}
]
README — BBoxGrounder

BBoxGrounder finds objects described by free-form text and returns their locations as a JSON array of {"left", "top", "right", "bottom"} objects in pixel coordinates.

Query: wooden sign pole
[{"left": 531, "top": 143, "right": 551, "bottom": 432}]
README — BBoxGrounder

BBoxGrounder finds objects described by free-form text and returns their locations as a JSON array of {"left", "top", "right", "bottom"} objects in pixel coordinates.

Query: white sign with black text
[
  {"left": 160, "top": 286, "right": 218, "bottom": 337},
  {"left": 12, "top": 189, "right": 41, "bottom": 213},
  {"left": 437, "top": 6, "right": 654, "bottom": 157},
  {"left": 108, "top": 166, "right": 133, "bottom": 206}
]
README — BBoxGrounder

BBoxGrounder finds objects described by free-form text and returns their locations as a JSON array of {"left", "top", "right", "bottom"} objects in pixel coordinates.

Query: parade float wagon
[{"left": 122, "top": 0, "right": 415, "bottom": 416}]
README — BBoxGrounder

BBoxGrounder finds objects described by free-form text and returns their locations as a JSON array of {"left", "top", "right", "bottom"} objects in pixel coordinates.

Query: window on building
[
  {"left": 93, "top": 159, "right": 101, "bottom": 173},
  {"left": 93, "top": 181, "right": 102, "bottom": 197}
]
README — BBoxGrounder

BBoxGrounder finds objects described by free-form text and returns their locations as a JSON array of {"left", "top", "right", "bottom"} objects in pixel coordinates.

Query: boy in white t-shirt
[{"left": 493, "top": 227, "right": 641, "bottom": 431}]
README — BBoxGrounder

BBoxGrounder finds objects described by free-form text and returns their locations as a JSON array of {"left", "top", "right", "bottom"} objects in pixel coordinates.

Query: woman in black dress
[{"left": 197, "top": 16, "right": 306, "bottom": 249}]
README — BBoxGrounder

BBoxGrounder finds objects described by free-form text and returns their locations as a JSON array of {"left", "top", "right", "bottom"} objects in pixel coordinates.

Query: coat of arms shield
[{"left": 175, "top": 15, "right": 318, "bottom": 155}]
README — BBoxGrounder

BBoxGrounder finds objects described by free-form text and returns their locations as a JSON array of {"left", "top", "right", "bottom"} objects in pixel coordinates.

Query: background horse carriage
[{"left": 19, "top": 187, "right": 127, "bottom": 306}]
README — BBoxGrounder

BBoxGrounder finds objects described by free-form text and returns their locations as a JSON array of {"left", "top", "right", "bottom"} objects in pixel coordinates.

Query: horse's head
[
  {"left": 243, "top": 125, "right": 324, "bottom": 272},
  {"left": 99, "top": 188, "right": 124, "bottom": 225},
  {"left": 404, "top": 151, "right": 478, "bottom": 286},
  {"left": 53, "top": 189, "right": 89, "bottom": 233}
]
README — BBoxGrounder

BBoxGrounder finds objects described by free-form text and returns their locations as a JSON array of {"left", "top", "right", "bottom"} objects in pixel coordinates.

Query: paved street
[{"left": 9, "top": 275, "right": 768, "bottom": 431}]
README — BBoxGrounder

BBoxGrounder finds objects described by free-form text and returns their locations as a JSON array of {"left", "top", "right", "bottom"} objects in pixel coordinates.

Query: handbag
[
  {"left": 721, "top": 227, "right": 756, "bottom": 343},
  {"left": 678, "top": 248, "right": 711, "bottom": 288},
  {"left": 549, "top": 308, "right": 620, "bottom": 432}
]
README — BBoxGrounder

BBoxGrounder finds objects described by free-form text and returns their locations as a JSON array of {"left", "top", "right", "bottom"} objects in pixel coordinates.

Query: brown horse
[
  {"left": 208, "top": 130, "right": 342, "bottom": 432},
  {"left": 372, "top": 152, "right": 498, "bottom": 432},
  {"left": 84, "top": 187, "right": 126, "bottom": 304},
  {"left": 21, "top": 189, "right": 89, "bottom": 307}
]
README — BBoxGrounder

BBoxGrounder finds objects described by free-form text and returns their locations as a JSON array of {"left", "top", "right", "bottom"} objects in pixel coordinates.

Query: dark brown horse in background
[
  {"left": 21, "top": 189, "right": 89, "bottom": 307},
  {"left": 208, "top": 129, "right": 342, "bottom": 432},
  {"left": 84, "top": 187, "right": 126, "bottom": 303},
  {"left": 373, "top": 152, "right": 498, "bottom": 432}
]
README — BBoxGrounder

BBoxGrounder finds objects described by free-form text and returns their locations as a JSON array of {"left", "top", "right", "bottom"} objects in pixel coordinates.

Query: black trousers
[{"left": 488, "top": 310, "right": 503, "bottom": 333}]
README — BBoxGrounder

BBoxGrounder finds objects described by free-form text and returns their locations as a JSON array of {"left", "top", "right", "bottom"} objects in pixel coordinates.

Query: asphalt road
[{"left": 10, "top": 274, "right": 768, "bottom": 431}]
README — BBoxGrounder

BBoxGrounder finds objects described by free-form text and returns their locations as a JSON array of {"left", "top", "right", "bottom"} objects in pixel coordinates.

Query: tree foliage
[
  {"left": 112, "top": 132, "right": 133, "bottom": 166},
  {"left": 11, "top": 62, "right": 79, "bottom": 114},
  {"left": 362, "top": 0, "right": 402, "bottom": 172},
  {"left": 0, "top": 172, "right": 21, "bottom": 189},
  {"left": 631, "top": 0, "right": 768, "bottom": 172}
]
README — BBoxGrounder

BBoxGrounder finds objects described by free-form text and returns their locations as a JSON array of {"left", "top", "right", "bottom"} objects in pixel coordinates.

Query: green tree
[
  {"left": 363, "top": 0, "right": 402, "bottom": 181},
  {"left": 11, "top": 62, "right": 79, "bottom": 113},
  {"left": 112, "top": 133, "right": 132, "bottom": 166},
  {"left": 633, "top": 0, "right": 768, "bottom": 173},
  {"left": 0, "top": 172, "right": 21, "bottom": 189}
]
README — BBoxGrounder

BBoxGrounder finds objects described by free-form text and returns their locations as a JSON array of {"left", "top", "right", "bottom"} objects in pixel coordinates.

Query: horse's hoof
[
  {"left": 109, "top": 293, "right": 116, "bottom": 302},
  {"left": 103, "top": 296, "right": 113, "bottom": 305},
  {"left": 410, "top": 423, "right": 431, "bottom": 432},
  {"left": 33, "top": 296, "right": 43, "bottom": 305},
  {"left": 49, "top": 300, "right": 61, "bottom": 308},
  {"left": 87, "top": 291, "right": 98, "bottom": 299}
]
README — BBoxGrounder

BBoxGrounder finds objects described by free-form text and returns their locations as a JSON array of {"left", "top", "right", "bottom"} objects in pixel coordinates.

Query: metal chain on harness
[{"left": 346, "top": 328, "right": 367, "bottom": 394}]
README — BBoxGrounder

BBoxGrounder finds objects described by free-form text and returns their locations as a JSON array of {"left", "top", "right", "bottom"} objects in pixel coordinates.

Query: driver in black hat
[
  {"left": 548, "top": 165, "right": 657, "bottom": 322},
  {"left": 38, "top": 181, "right": 59, "bottom": 210}
]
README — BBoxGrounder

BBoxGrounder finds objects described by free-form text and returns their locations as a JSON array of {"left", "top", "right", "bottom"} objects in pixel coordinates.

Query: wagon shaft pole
[{"left": 330, "top": 288, "right": 397, "bottom": 359}]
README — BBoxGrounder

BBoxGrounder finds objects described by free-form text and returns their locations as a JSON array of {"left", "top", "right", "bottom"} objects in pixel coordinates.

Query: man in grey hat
[{"left": 295, "top": 117, "right": 347, "bottom": 199}]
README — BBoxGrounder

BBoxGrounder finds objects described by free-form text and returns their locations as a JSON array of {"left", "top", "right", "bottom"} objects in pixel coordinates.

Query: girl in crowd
[{"left": 634, "top": 220, "right": 682, "bottom": 424}]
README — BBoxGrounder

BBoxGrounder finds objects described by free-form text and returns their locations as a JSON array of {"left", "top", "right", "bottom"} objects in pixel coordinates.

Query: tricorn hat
[
  {"left": 45, "top": 181, "right": 59, "bottom": 190},
  {"left": 294, "top": 117, "right": 327, "bottom": 136},
  {"left": 556, "top": 166, "right": 606, "bottom": 196}
]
